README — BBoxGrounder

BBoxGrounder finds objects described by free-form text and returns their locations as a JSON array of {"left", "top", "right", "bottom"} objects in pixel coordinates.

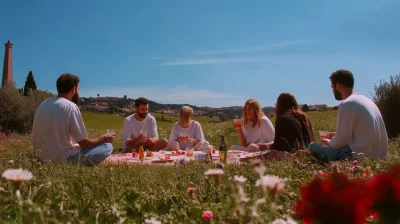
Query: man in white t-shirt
[
  {"left": 31, "top": 73, "right": 116, "bottom": 166},
  {"left": 309, "top": 69, "right": 388, "bottom": 162},
  {"left": 122, "top": 97, "right": 168, "bottom": 152}
]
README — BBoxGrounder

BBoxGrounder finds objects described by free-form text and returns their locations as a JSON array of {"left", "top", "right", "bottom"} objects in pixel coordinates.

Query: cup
[
  {"left": 233, "top": 119, "right": 242, "bottom": 128},
  {"left": 107, "top": 129, "right": 115, "bottom": 134},
  {"left": 179, "top": 133, "right": 188, "bottom": 142},
  {"left": 186, "top": 147, "right": 194, "bottom": 157},
  {"left": 209, "top": 145, "right": 216, "bottom": 154}
]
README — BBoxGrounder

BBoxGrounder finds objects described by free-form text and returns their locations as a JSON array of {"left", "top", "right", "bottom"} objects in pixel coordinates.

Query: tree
[
  {"left": 302, "top": 104, "right": 310, "bottom": 112},
  {"left": 373, "top": 74, "right": 400, "bottom": 138},
  {"left": 23, "top": 71, "right": 37, "bottom": 96}
]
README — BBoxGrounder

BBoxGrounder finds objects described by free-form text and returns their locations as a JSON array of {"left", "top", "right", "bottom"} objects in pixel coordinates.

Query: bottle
[
  {"left": 138, "top": 143, "right": 145, "bottom": 162},
  {"left": 219, "top": 135, "right": 228, "bottom": 163}
]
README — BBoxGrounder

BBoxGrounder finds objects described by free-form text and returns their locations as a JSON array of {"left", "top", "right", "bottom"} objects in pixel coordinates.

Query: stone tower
[{"left": 2, "top": 40, "right": 13, "bottom": 87}]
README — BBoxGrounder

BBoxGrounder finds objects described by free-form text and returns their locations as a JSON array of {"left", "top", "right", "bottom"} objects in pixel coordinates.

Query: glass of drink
[
  {"left": 140, "top": 130, "right": 147, "bottom": 142},
  {"left": 179, "top": 132, "right": 188, "bottom": 142},
  {"left": 186, "top": 147, "right": 194, "bottom": 157},
  {"left": 233, "top": 119, "right": 242, "bottom": 129},
  {"left": 107, "top": 129, "right": 115, "bottom": 134}
]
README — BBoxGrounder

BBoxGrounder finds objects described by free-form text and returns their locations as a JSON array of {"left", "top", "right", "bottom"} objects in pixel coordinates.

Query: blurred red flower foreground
[{"left": 294, "top": 164, "right": 400, "bottom": 224}]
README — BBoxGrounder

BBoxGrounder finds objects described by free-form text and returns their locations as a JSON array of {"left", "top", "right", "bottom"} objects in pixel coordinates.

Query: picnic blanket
[{"left": 104, "top": 150, "right": 272, "bottom": 165}]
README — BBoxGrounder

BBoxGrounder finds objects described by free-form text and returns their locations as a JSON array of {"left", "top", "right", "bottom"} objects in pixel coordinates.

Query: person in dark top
[{"left": 268, "top": 93, "right": 315, "bottom": 153}]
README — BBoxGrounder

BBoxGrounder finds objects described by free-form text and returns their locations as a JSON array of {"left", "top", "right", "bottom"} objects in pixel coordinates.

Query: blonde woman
[
  {"left": 167, "top": 106, "right": 205, "bottom": 151},
  {"left": 231, "top": 99, "right": 275, "bottom": 152}
]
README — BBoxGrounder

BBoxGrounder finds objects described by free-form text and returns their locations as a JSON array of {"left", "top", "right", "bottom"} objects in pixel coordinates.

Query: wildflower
[
  {"left": 358, "top": 152, "right": 364, "bottom": 156},
  {"left": 202, "top": 211, "right": 213, "bottom": 221},
  {"left": 353, "top": 160, "right": 358, "bottom": 165},
  {"left": 271, "top": 217, "right": 297, "bottom": 224},
  {"left": 234, "top": 175, "right": 246, "bottom": 184},
  {"left": 204, "top": 169, "right": 224, "bottom": 176},
  {"left": 189, "top": 181, "right": 193, "bottom": 186},
  {"left": 204, "top": 169, "right": 223, "bottom": 185},
  {"left": 255, "top": 175, "right": 285, "bottom": 195},
  {"left": 8, "top": 160, "right": 14, "bottom": 165},
  {"left": 352, "top": 151, "right": 356, "bottom": 155},
  {"left": 144, "top": 217, "right": 161, "bottom": 224},
  {"left": 250, "top": 158, "right": 263, "bottom": 167},
  {"left": 294, "top": 172, "right": 370, "bottom": 224},
  {"left": 0, "top": 187, "right": 4, "bottom": 192},
  {"left": 367, "top": 164, "right": 400, "bottom": 220},
  {"left": 318, "top": 170, "right": 327, "bottom": 176},
  {"left": 251, "top": 198, "right": 265, "bottom": 218},
  {"left": 2, "top": 168, "right": 33, "bottom": 189},
  {"left": 349, "top": 166, "right": 355, "bottom": 173},
  {"left": 187, "top": 187, "right": 195, "bottom": 195}
]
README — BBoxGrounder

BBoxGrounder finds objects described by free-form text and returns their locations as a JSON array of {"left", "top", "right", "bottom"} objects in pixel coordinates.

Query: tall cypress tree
[{"left": 23, "top": 71, "right": 37, "bottom": 96}]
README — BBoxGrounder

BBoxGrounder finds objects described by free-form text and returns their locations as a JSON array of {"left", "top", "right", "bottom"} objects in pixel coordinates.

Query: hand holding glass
[{"left": 233, "top": 119, "right": 242, "bottom": 129}]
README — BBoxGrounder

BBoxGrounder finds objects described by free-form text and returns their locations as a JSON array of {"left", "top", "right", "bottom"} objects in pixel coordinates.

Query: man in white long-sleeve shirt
[{"left": 309, "top": 69, "right": 388, "bottom": 162}]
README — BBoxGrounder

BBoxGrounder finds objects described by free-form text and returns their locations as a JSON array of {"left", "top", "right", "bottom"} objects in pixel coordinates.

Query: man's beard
[
  {"left": 72, "top": 92, "right": 79, "bottom": 104},
  {"left": 334, "top": 88, "right": 343, "bottom": 100},
  {"left": 138, "top": 112, "right": 147, "bottom": 118}
]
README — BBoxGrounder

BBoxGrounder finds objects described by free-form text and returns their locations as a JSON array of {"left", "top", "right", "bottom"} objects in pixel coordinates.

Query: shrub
[
  {"left": 373, "top": 74, "right": 400, "bottom": 139},
  {"left": 0, "top": 83, "right": 54, "bottom": 134}
]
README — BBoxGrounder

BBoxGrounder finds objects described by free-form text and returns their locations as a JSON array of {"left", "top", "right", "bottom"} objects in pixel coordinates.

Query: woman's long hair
[
  {"left": 275, "top": 93, "right": 309, "bottom": 125},
  {"left": 242, "top": 99, "right": 265, "bottom": 127}
]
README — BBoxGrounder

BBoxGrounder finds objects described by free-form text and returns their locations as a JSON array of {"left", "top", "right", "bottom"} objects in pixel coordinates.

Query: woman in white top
[
  {"left": 231, "top": 99, "right": 275, "bottom": 152},
  {"left": 167, "top": 106, "right": 205, "bottom": 151}
]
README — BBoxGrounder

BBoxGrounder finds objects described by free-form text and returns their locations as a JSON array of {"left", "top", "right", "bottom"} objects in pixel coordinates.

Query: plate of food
[
  {"left": 171, "top": 150, "right": 186, "bottom": 156},
  {"left": 151, "top": 156, "right": 174, "bottom": 163}
]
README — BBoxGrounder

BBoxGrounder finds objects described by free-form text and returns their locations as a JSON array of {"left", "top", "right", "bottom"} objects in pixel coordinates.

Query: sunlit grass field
[{"left": 0, "top": 110, "right": 399, "bottom": 223}]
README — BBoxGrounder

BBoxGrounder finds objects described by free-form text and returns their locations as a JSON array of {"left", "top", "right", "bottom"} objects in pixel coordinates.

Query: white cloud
[
  {"left": 195, "top": 40, "right": 323, "bottom": 55},
  {"left": 161, "top": 57, "right": 267, "bottom": 66},
  {"left": 78, "top": 86, "right": 246, "bottom": 107}
]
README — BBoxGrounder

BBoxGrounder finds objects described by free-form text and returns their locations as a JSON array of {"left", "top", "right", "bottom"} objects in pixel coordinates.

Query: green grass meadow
[{"left": 0, "top": 111, "right": 399, "bottom": 223}]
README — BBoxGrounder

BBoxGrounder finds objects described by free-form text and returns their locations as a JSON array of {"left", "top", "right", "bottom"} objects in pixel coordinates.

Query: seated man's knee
[
  {"left": 104, "top": 143, "right": 113, "bottom": 155},
  {"left": 308, "top": 142, "right": 318, "bottom": 151},
  {"left": 160, "top": 138, "right": 168, "bottom": 147}
]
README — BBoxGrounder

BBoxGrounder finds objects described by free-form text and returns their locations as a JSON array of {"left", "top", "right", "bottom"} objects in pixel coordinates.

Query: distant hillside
[{"left": 78, "top": 96, "right": 328, "bottom": 120}]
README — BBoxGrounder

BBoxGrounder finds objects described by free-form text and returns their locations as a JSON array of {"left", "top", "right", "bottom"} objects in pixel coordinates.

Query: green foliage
[
  {"left": 301, "top": 104, "right": 310, "bottom": 112},
  {"left": 23, "top": 71, "right": 37, "bottom": 96},
  {"left": 0, "top": 83, "right": 54, "bottom": 133},
  {"left": 373, "top": 74, "right": 400, "bottom": 139}
]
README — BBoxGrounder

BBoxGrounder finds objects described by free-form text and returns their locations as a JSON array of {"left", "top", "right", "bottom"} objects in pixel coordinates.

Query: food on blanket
[
  {"left": 160, "top": 155, "right": 171, "bottom": 161},
  {"left": 171, "top": 150, "right": 185, "bottom": 155},
  {"left": 147, "top": 151, "right": 153, "bottom": 157}
]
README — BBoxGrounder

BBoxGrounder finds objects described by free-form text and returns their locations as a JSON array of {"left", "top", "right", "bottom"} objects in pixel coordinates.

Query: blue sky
[{"left": 1, "top": 0, "right": 399, "bottom": 107}]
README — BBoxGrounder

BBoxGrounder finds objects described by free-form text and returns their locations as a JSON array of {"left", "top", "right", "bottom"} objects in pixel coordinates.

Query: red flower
[
  {"left": 202, "top": 211, "right": 213, "bottom": 221},
  {"left": 317, "top": 170, "right": 327, "bottom": 176},
  {"left": 189, "top": 181, "right": 193, "bottom": 186},
  {"left": 353, "top": 160, "right": 358, "bottom": 166},
  {"left": 368, "top": 164, "right": 400, "bottom": 222},
  {"left": 187, "top": 187, "right": 195, "bottom": 195},
  {"left": 294, "top": 172, "right": 370, "bottom": 224}
]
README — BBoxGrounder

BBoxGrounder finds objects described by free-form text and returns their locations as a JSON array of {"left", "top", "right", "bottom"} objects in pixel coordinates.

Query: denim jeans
[
  {"left": 67, "top": 143, "right": 113, "bottom": 166},
  {"left": 309, "top": 142, "right": 353, "bottom": 162}
]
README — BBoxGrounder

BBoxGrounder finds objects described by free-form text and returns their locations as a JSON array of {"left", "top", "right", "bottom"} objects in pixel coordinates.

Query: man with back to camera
[
  {"left": 31, "top": 73, "right": 116, "bottom": 166},
  {"left": 309, "top": 69, "right": 388, "bottom": 162}
]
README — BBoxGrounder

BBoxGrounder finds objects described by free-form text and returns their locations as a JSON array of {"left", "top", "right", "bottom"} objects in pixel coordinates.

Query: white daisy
[
  {"left": 234, "top": 175, "right": 247, "bottom": 184},
  {"left": 204, "top": 169, "right": 224, "bottom": 176},
  {"left": 2, "top": 168, "right": 33, "bottom": 183}
]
